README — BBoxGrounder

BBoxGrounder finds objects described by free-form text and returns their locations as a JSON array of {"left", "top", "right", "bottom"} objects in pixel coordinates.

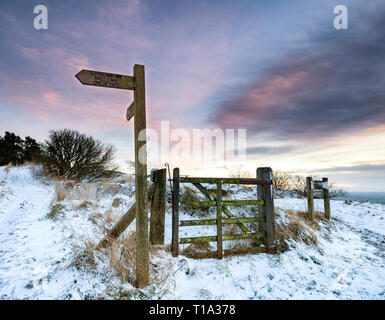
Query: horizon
[{"left": 1, "top": 0, "right": 385, "bottom": 192}]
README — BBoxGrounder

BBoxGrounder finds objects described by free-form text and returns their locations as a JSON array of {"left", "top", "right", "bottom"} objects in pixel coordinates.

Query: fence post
[
  {"left": 263, "top": 168, "right": 275, "bottom": 253},
  {"left": 256, "top": 168, "right": 264, "bottom": 232},
  {"left": 172, "top": 168, "right": 180, "bottom": 257},
  {"left": 322, "top": 177, "right": 331, "bottom": 220},
  {"left": 306, "top": 177, "right": 314, "bottom": 220},
  {"left": 216, "top": 180, "right": 223, "bottom": 259},
  {"left": 150, "top": 169, "right": 166, "bottom": 245}
]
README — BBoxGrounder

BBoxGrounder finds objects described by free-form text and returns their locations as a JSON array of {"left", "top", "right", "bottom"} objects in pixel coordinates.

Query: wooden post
[
  {"left": 306, "top": 177, "right": 314, "bottom": 221},
  {"left": 75, "top": 65, "right": 150, "bottom": 286},
  {"left": 322, "top": 177, "right": 331, "bottom": 220},
  {"left": 150, "top": 169, "right": 167, "bottom": 245},
  {"left": 262, "top": 168, "right": 275, "bottom": 254},
  {"left": 133, "top": 64, "right": 149, "bottom": 287},
  {"left": 172, "top": 168, "right": 180, "bottom": 257},
  {"left": 216, "top": 180, "right": 223, "bottom": 259},
  {"left": 256, "top": 168, "right": 265, "bottom": 232}
]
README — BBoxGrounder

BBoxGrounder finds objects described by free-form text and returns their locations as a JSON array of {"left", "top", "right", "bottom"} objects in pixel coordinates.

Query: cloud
[
  {"left": 43, "top": 91, "right": 60, "bottom": 107},
  {"left": 246, "top": 145, "right": 294, "bottom": 155},
  {"left": 316, "top": 163, "right": 385, "bottom": 174},
  {"left": 212, "top": 4, "right": 385, "bottom": 141}
]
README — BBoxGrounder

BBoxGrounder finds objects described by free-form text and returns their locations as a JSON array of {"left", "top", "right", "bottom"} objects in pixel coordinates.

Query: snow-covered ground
[{"left": 0, "top": 165, "right": 384, "bottom": 300}]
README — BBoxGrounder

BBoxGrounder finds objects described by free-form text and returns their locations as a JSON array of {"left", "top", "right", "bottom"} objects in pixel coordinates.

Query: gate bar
[{"left": 179, "top": 217, "right": 264, "bottom": 226}]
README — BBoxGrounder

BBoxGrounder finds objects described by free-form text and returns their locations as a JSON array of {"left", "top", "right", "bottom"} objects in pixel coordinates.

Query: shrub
[
  {"left": 0, "top": 131, "right": 41, "bottom": 166},
  {"left": 41, "top": 129, "right": 117, "bottom": 181}
]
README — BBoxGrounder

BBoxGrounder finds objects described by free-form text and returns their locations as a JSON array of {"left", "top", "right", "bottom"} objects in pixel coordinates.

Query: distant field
[{"left": 335, "top": 192, "right": 385, "bottom": 204}]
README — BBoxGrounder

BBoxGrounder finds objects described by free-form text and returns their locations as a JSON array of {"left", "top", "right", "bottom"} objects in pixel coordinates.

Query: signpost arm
[{"left": 134, "top": 64, "right": 149, "bottom": 287}]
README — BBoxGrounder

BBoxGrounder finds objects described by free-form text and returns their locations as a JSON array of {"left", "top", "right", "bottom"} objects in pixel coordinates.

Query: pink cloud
[
  {"left": 43, "top": 91, "right": 60, "bottom": 107},
  {"left": 217, "top": 70, "right": 309, "bottom": 127}
]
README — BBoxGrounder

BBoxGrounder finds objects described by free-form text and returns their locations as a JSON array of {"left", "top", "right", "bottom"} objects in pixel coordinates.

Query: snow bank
[{"left": 0, "top": 165, "right": 384, "bottom": 299}]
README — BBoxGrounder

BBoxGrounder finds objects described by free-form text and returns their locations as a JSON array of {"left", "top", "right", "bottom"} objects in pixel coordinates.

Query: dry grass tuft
[
  {"left": 89, "top": 212, "right": 103, "bottom": 225},
  {"left": 77, "top": 200, "right": 93, "bottom": 210},
  {"left": 112, "top": 197, "right": 122, "bottom": 208},
  {"left": 70, "top": 237, "right": 98, "bottom": 270},
  {"left": 53, "top": 181, "right": 96, "bottom": 202},
  {"left": 104, "top": 208, "right": 119, "bottom": 227},
  {"left": 48, "top": 203, "right": 65, "bottom": 219},
  {"left": 275, "top": 208, "right": 320, "bottom": 252},
  {"left": 180, "top": 186, "right": 199, "bottom": 203},
  {"left": 30, "top": 165, "right": 51, "bottom": 181},
  {"left": 206, "top": 188, "right": 231, "bottom": 197},
  {"left": 223, "top": 224, "right": 257, "bottom": 250},
  {"left": 54, "top": 181, "right": 67, "bottom": 202},
  {"left": 164, "top": 244, "right": 172, "bottom": 252},
  {"left": 70, "top": 231, "right": 170, "bottom": 290},
  {"left": 295, "top": 210, "right": 325, "bottom": 222},
  {"left": 182, "top": 241, "right": 212, "bottom": 256},
  {"left": 4, "top": 163, "right": 12, "bottom": 172},
  {"left": 116, "top": 177, "right": 134, "bottom": 184},
  {"left": 223, "top": 223, "right": 239, "bottom": 236},
  {"left": 180, "top": 186, "right": 211, "bottom": 218},
  {"left": 181, "top": 241, "right": 216, "bottom": 259},
  {"left": 97, "top": 179, "right": 119, "bottom": 197},
  {"left": 104, "top": 232, "right": 137, "bottom": 284}
]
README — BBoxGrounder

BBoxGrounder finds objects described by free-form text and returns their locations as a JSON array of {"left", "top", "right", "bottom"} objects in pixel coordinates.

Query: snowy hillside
[{"left": 0, "top": 165, "right": 384, "bottom": 300}]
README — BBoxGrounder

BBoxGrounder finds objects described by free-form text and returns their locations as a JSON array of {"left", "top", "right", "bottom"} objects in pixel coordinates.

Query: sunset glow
[{"left": 1, "top": 0, "right": 384, "bottom": 191}]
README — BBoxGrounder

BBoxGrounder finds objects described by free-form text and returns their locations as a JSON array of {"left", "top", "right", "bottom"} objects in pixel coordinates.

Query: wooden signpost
[
  {"left": 306, "top": 177, "right": 331, "bottom": 220},
  {"left": 75, "top": 69, "right": 135, "bottom": 90},
  {"left": 76, "top": 65, "right": 149, "bottom": 287}
]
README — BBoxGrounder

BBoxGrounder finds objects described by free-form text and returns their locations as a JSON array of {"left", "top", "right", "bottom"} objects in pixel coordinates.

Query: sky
[{"left": 0, "top": 0, "right": 384, "bottom": 191}]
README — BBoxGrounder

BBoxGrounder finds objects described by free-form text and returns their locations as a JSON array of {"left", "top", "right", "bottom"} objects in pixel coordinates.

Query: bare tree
[
  {"left": 328, "top": 183, "right": 347, "bottom": 199},
  {"left": 125, "top": 160, "right": 135, "bottom": 174},
  {"left": 272, "top": 169, "right": 291, "bottom": 191},
  {"left": 289, "top": 174, "right": 307, "bottom": 196},
  {"left": 41, "top": 129, "right": 117, "bottom": 181},
  {"left": 228, "top": 168, "right": 253, "bottom": 178},
  {"left": 289, "top": 174, "right": 346, "bottom": 199}
]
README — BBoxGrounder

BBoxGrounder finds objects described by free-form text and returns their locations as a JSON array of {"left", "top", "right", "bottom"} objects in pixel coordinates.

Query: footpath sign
[{"left": 76, "top": 65, "right": 148, "bottom": 287}]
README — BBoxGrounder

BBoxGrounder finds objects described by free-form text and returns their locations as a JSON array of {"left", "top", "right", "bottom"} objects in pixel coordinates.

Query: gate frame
[
  {"left": 171, "top": 167, "right": 275, "bottom": 259},
  {"left": 306, "top": 177, "right": 331, "bottom": 220}
]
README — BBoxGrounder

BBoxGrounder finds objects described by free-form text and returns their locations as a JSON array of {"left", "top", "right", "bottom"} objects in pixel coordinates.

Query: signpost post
[{"left": 75, "top": 65, "right": 149, "bottom": 287}]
